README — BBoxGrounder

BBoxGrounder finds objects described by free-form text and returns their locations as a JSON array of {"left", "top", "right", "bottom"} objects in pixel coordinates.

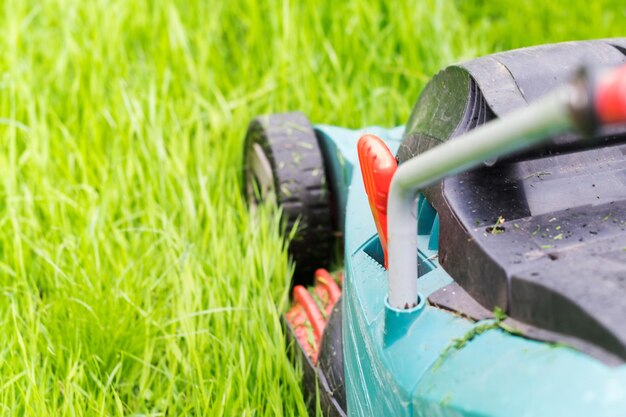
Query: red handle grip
[{"left": 595, "top": 64, "right": 626, "bottom": 125}]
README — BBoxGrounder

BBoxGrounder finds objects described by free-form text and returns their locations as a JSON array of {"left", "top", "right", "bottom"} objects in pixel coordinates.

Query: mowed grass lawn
[{"left": 0, "top": 0, "right": 624, "bottom": 415}]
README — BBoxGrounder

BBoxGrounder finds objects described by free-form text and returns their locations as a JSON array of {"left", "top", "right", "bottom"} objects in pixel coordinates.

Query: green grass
[{"left": 0, "top": 0, "right": 623, "bottom": 415}]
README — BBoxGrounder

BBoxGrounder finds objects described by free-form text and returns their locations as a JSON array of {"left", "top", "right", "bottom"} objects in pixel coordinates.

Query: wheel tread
[{"left": 243, "top": 112, "right": 335, "bottom": 285}]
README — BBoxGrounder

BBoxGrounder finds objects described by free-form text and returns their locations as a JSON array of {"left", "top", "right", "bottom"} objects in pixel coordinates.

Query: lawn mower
[{"left": 243, "top": 39, "right": 626, "bottom": 416}]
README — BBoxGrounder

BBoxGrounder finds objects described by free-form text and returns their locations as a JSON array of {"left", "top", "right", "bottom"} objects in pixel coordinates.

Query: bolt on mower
[{"left": 243, "top": 39, "right": 626, "bottom": 417}]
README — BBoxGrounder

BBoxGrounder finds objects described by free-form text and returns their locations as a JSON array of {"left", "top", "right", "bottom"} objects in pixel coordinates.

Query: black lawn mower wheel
[{"left": 243, "top": 112, "right": 334, "bottom": 285}]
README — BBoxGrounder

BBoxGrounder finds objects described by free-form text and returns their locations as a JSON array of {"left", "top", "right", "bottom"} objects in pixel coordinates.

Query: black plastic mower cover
[{"left": 399, "top": 39, "right": 626, "bottom": 363}]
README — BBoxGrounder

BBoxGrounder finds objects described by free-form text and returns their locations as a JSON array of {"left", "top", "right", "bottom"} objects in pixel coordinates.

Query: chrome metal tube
[{"left": 387, "top": 85, "right": 578, "bottom": 309}]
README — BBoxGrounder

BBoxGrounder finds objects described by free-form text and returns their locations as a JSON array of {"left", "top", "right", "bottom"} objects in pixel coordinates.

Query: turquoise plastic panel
[
  {"left": 314, "top": 124, "right": 626, "bottom": 417},
  {"left": 413, "top": 330, "right": 626, "bottom": 417}
]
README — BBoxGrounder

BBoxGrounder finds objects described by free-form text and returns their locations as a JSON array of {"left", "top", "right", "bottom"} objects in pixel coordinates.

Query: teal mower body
[{"left": 243, "top": 39, "right": 626, "bottom": 416}]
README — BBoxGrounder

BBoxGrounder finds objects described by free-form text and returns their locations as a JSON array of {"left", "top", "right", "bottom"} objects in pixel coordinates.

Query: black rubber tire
[
  {"left": 243, "top": 112, "right": 334, "bottom": 285},
  {"left": 317, "top": 299, "right": 346, "bottom": 414}
]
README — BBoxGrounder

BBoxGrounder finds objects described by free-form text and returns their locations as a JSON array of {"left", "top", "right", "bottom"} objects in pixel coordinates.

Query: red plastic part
[
  {"left": 285, "top": 269, "right": 343, "bottom": 364},
  {"left": 357, "top": 134, "right": 398, "bottom": 268},
  {"left": 285, "top": 301, "right": 318, "bottom": 361},
  {"left": 293, "top": 285, "right": 325, "bottom": 341},
  {"left": 314, "top": 269, "right": 341, "bottom": 317},
  {"left": 595, "top": 64, "right": 626, "bottom": 125}
]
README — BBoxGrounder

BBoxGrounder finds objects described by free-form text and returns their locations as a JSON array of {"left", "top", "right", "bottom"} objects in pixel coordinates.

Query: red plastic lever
[
  {"left": 357, "top": 134, "right": 398, "bottom": 268},
  {"left": 595, "top": 64, "right": 626, "bottom": 125},
  {"left": 314, "top": 269, "right": 341, "bottom": 316},
  {"left": 292, "top": 285, "right": 324, "bottom": 341}
]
